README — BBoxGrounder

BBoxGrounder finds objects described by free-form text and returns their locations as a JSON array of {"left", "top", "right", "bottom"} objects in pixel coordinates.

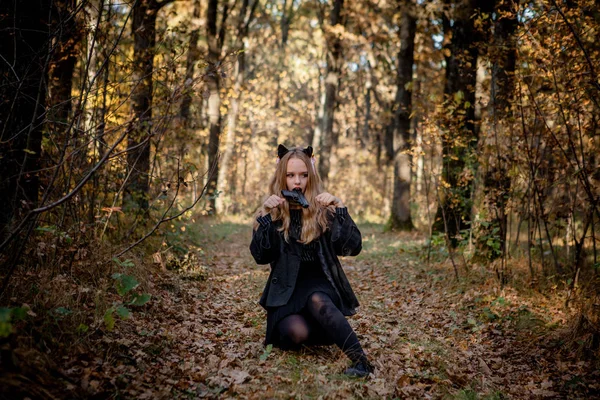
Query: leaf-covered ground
[{"left": 33, "top": 221, "right": 600, "bottom": 398}]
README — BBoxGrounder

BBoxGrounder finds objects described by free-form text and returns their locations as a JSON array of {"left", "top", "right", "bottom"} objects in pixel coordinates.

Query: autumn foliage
[{"left": 0, "top": 0, "right": 599, "bottom": 398}]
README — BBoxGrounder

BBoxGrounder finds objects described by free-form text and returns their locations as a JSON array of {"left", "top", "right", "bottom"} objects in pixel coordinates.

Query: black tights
[{"left": 277, "top": 292, "right": 366, "bottom": 363}]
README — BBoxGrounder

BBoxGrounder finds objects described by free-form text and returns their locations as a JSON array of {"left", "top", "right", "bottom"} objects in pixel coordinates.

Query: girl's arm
[
  {"left": 250, "top": 213, "right": 280, "bottom": 265},
  {"left": 315, "top": 192, "right": 362, "bottom": 257},
  {"left": 250, "top": 195, "right": 285, "bottom": 264},
  {"left": 330, "top": 207, "right": 362, "bottom": 257}
]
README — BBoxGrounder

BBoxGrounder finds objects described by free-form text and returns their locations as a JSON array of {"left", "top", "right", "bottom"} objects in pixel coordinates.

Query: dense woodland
[{"left": 1, "top": 0, "right": 599, "bottom": 398}]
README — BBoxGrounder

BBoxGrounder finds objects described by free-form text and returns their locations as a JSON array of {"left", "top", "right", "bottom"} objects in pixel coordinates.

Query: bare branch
[
  {"left": 0, "top": 123, "right": 132, "bottom": 254},
  {"left": 114, "top": 157, "right": 218, "bottom": 258}
]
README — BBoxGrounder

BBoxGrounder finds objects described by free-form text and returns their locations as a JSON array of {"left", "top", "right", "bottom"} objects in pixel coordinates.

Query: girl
[{"left": 250, "top": 144, "right": 374, "bottom": 377}]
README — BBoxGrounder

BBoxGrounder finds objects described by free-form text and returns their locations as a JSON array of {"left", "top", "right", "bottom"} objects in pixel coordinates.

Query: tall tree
[
  {"left": 124, "top": 0, "right": 174, "bottom": 211},
  {"left": 388, "top": 2, "right": 417, "bottom": 231},
  {"left": 268, "top": 0, "right": 297, "bottom": 149},
  {"left": 432, "top": 0, "right": 484, "bottom": 243},
  {"left": 48, "top": 0, "right": 81, "bottom": 137},
  {"left": 84, "top": 0, "right": 113, "bottom": 225},
  {"left": 205, "top": 0, "right": 232, "bottom": 213},
  {"left": 216, "top": 0, "right": 259, "bottom": 213},
  {"left": 317, "top": 0, "right": 345, "bottom": 185},
  {"left": 478, "top": 0, "right": 517, "bottom": 261},
  {"left": 179, "top": 0, "right": 202, "bottom": 133},
  {"left": 0, "top": 0, "right": 51, "bottom": 241}
]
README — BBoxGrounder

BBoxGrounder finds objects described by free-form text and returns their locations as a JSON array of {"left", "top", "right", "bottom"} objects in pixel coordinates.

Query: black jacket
[{"left": 250, "top": 207, "right": 362, "bottom": 316}]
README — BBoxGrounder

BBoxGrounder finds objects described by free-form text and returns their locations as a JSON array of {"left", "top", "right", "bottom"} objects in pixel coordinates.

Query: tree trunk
[
  {"left": 311, "top": 79, "right": 326, "bottom": 149},
  {"left": 123, "top": 0, "right": 174, "bottom": 211},
  {"left": 86, "top": 0, "right": 111, "bottom": 224},
  {"left": 95, "top": 1, "right": 112, "bottom": 148},
  {"left": 205, "top": 0, "right": 222, "bottom": 213},
  {"left": 48, "top": 0, "right": 80, "bottom": 136},
  {"left": 362, "top": 60, "right": 372, "bottom": 149},
  {"left": 477, "top": 0, "right": 517, "bottom": 260},
  {"left": 217, "top": 0, "right": 258, "bottom": 214},
  {"left": 388, "top": 5, "right": 417, "bottom": 231},
  {"left": 0, "top": 0, "right": 50, "bottom": 241},
  {"left": 179, "top": 0, "right": 202, "bottom": 133},
  {"left": 204, "top": 0, "right": 232, "bottom": 213},
  {"left": 317, "top": 0, "right": 345, "bottom": 186},
  {"left": 274, "top": 0, "right": 291, "bottom": 111},
  {"left": 432, "top": 0, "right": 481, "bottom": 244},
  {"left": 364, "top": 48, "right": 379, "bottom": 148},
  {"left": 124, "top": 0, "right": 158, "bottom": 211}
]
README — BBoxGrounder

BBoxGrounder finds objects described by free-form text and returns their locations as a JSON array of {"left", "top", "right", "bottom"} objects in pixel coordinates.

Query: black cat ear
[
  {"left": 277, "top": 144, "right": 289, "bottom": 159},
  {"left": 302, "top": 146, "right": 313, "bottom": 158}
]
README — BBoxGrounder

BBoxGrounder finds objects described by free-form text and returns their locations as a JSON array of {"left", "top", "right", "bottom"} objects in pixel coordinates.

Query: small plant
[
  {"left": 453, "top": 388, "right": 478, "bottom": 400},
  {"left": 0, "top": 307, "right": 28, "bottom": 338},
  {"left": 480, "top": 307, "right": 499, "bottom": 322},
  {"left": 104, "top": 260, "right": 151, "bottom": 331},
  {"left": 427, "top": 232, "right": 449, "bottom": 261},
  {"left": 112, "top": 257, "right": 135, "bottom": 268},
  {"left": 477, "top": 221, "right": 502, "bottom": 260},
  {"left": 35, "top": 225, "right": 73, "bottom": 244},
  {"left": 260, "top": 344, "right": 273, "bottom": 361}
]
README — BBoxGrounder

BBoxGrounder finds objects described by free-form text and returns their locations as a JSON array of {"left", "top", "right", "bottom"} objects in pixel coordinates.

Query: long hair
[{"left": 254, "top": 147, "right": 333, "bottom": 243}]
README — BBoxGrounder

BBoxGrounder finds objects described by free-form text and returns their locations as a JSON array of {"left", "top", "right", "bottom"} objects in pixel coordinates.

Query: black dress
[{"left": 264, "top": 209, "right": 341, "bottom": 347}]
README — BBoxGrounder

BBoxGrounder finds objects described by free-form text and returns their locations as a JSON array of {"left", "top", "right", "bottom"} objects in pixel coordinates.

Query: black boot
[{"left": 344, "top": 358, "right": 374, "bottom": 378}]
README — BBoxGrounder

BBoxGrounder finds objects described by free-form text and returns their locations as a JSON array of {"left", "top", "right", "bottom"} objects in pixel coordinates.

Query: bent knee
[
  {"left": 286, "top": 325, "right": 309, "bottom": 344},
  {"left": 308, "top": 291, "right": 330, "bottom": 306}
]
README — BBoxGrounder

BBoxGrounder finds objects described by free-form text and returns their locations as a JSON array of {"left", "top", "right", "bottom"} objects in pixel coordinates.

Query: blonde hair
[{"left": 254, "top": 147, "right": 334, "bottom": 243}]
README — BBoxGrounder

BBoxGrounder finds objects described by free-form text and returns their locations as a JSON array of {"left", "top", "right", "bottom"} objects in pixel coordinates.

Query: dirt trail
[{"left": 69, "top": 222, "right": 598, "bottom": 399}]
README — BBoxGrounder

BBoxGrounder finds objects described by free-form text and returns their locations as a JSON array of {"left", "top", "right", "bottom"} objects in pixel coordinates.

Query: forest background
[{"left": 0, "top": 0, "right": 599, "bottom": 398}]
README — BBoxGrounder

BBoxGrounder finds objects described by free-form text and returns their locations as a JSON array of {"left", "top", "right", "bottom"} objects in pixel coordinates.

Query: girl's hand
[
  {"left": 315, "top": 192, "right": 344, "bottom": 208},
  {"left": 263, "top": 195, "right": 285, "bottom": 210}
]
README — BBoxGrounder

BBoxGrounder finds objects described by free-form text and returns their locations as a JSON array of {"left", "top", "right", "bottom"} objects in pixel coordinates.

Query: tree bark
[
  {"left": 317, "top": 0, "right": 345, "bottom": 186},
  {"left": 311, "top": 77, "right": 326, "bottom": 149},
  {"left": 205, "top": 0, "right": 232, "bottom": 213},
  {"left": 388, "top": 4, "right": 417, "bottom": 231},
  {"left": 124, "top": 0, "right": 158, "bottom": 210},
  {"left": 432, "top": 0, "right": 481, "bottom": 243},
  {"left": 478, "top": 0, "right": 517, "bottom": 260},
  {"left": 216, "top": 0, "right": 258, "bottom": 214},
  {"left": 205, "top": 0, "right": 222, "bottom": 213},
  {"left": 0, "top": 0, "right": 50, "bottom": 241},
  {"left": 48, "top": 0, "right": 80, "bottom": 136},
  {"left": 179, "top": 0, "right": 202, "bottom": 132},
  {"left": 84, "top": 0, "right": 111, "bottom": 224},
  {"left": 362, "top": 53, "right": 376, "bottom": 149}
]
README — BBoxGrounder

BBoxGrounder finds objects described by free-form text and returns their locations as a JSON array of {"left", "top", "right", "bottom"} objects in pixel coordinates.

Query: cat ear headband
[{"left": 276, "top": 144, "right": 315, "bottom": 169}]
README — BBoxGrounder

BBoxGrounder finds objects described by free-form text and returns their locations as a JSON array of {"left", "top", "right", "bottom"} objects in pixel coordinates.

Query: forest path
[{"left": 84, "top": 220, "right": 596, "bottom": 399}]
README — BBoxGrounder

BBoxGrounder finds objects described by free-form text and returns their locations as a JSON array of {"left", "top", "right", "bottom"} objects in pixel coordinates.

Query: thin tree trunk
[
  {"left": 362, "top": 53, "right": 375, "bottom": 148},
  {"left": 125, "top": 0, "right": 158, "bottom": 210},
  {"left": 217, "top": 0, "right": 258, "bottom": 213},
  {"left": 205, "top": 0, "right": 222, "bottom": 213},
  {"left": 48, "top": 0, "right": 80, "bottom": 137},
  {"left": 216, "top": 54, "right": 243, "bottom": 214},
  {"left": 48, "top": 0, "right": 85, "bottom": 229},
  {"left": 432, "top": 0, "right": 481, "bottom": 244},
  {"left": 478, "top": 0, "right": 517, "bottom": 260},
  {"left": 179, "top": 0, "right": 202, "bottom": 133},
  {"left": 388, "top": 4, "right": 417, "bottom": 231},
  {"left": 96, "top": 1, "right": 111, "bottom": 149},
  {"left": 205, "top": 0, "right": 232, "bottom": 213},
  {"left": 311, "top": 76, "right": 326, "bottom": 149},
  {"left": 83, "top": 0, "right": 103, "bottom": 137},
  {"left": 317, "top": 0, "right": 345, "bottom": 186}
]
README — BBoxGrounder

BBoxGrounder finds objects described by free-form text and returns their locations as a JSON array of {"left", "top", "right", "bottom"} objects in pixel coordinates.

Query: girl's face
[{"left": 286, "top": 157, "right": 309, "bottom": 192}]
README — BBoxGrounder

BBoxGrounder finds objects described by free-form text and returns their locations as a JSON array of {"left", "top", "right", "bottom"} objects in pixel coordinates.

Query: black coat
[{"left": 249, "top": 207, "right": 362, "bottom": 316}]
